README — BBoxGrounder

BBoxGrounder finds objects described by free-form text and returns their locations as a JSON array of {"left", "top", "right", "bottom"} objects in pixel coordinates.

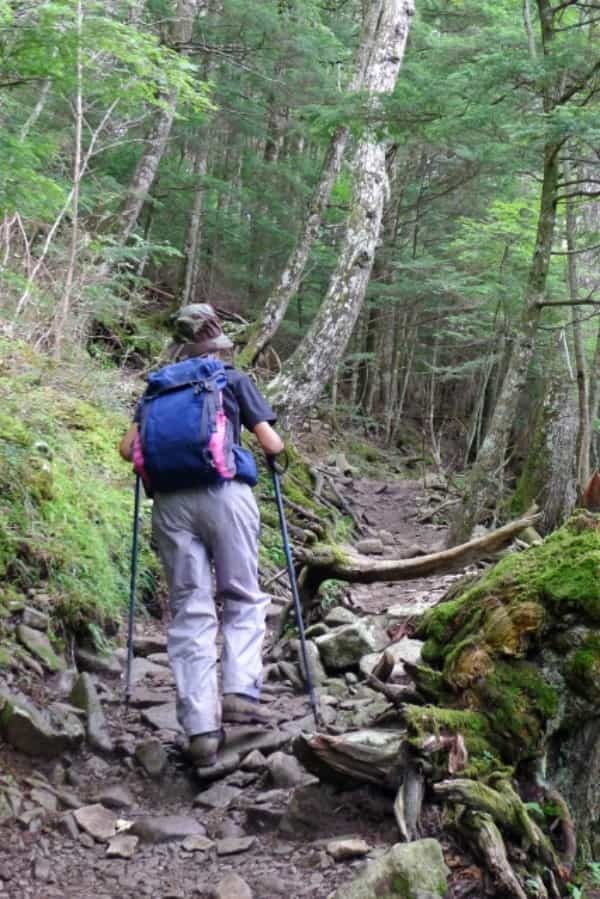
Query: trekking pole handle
[{"left": 265, "top": 449, "right": 288, "bottom": 476}]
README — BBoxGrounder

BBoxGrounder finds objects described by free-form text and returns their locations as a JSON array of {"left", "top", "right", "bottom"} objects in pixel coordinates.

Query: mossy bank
[
  {"left": 0, "top": 338, "right": 160, "bottom": 642},
  {"left": 413, "top": 512, "right": 600, "bottom": 859}
]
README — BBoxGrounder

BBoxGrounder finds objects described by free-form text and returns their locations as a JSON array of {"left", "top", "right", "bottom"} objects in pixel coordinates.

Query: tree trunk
[
  {"left": 267, "top": 0, "right": 415, "bottom": 422},
  {"left": 180, "top": 139, "right": 210, "bottom": 305},
  {"left": 566, "top": 167, "right": 591, "bottom": 493},
  {"left": 240, "top": 0, "right": 391, "bottom": 365},
  {"left": 448, "top": 0, "right": 565, "bottom": 544},
  {"left": 117, "top": 0, "right": 202, "bottom": 245},
  {"left": 514, "top": 338, "right": 578, "bottom": 534},
  {"left": 589, "top": 319, "right": 600, "bottom": 469}
]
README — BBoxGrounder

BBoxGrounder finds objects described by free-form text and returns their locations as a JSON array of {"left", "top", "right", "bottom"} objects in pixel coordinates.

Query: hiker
[{"left": 119, "top": 304, "right": 284, "bottom": 766}]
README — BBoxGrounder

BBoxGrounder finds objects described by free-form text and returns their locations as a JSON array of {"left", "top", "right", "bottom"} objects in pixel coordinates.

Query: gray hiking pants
[{"left": 152, "top": 481, "right": 270, "bottom": 736}]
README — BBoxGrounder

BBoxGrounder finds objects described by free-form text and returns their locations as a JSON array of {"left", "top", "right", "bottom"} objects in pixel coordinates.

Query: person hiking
[{"left": 119, "top": 304, "right": 284, "bottom": 767}]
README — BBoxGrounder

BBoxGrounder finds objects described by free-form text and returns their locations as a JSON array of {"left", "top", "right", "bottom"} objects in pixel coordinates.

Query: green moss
[
  {"left": 0, "top": 338, "right": 159, "bottom": 636},
  {"left": 565, "top": 635, "right": 600, "bottom": 702},
  {"left": 403, "top": 704, "right": 504, "bottom": 777},
  {"left": 478, "top": 660, "right": 559, "bottom": 761},
  {"left": 0, "top": 645, "right": 12, "bottom": 669}
]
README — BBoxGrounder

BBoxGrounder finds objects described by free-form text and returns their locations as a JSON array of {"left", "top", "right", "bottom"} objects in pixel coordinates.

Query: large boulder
[
  {"left": 0, "top": 690, "right": 84, "bottom": 758},
  {"left": 315, "top": 621, "right": 385, "bottom": 672},
  {"left": 330, "top": 839, "right": 449, "bottom": 899}
]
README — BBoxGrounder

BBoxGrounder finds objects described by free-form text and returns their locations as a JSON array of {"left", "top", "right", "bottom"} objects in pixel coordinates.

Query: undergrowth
[{"left": 0, "top": 338, "right": 159, "bottom": 639}]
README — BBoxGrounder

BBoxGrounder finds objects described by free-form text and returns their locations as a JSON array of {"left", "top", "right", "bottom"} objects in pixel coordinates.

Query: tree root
[
  {"left": 394, "top": 760, "right": 424, "bottom": 842},
  {"left": 459, "top": 810, "right": 528, "bottom": 899},
  {"left": 434, "top": 776, "right": 566, "bottom": 886}
]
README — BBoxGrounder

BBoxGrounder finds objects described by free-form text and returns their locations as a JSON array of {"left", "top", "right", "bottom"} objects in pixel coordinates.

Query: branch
[
  {"left": 298, "top": 511, "right": 541, "bottom": 598},
  {"left": 537, "top": 299, "right": 600, "bottom": 308},
  {"left": 550, "top": 242, "right": 600, "bottom": 255}
]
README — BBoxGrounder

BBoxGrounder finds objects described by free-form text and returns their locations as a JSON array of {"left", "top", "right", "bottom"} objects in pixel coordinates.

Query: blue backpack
[{"left": 132, "top": 357, "right": 257, "bottom": 494}]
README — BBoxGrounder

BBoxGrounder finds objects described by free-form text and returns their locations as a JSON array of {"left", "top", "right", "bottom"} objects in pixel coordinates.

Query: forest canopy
[{"left": 0, "top": 0, "right": 599, "bottom": 534}]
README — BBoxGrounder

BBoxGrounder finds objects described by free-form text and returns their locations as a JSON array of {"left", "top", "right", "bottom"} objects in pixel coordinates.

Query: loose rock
[
  {"left": 194, "top": 782, "right": 241, "bottom": 810},
  {"left": 130, "top": 815, "right": 205, "bottom": 844},
  {"left": 0, "top": 689, "right": 84, "bottom": 758},
  {"left": 73, "top": 804, "right": 119, "bottom": 842},
  {"left": 355, "top": 538, "right": 384, "bottom": 555},
  {"left": 209, "top": 873, "right": 253, "bottom": 899},
  {"left": 315, "top": 621, "right": 384, "bottom": 672},
  {"left": 266, "top": 752, "right": 316, "bottom": 789},
  {"left": 240, "top": 749, "right": 266, "bottom": 771},
  {"left": 69, "top": 672, "right": 114, "bottom": 754},
  {"left": 95, "top": 784, "right": 135, "bottom": 810},
  {"left": 326, "top": 837, "right": 370, "bottom": 861},
  {"left": 324, "top": 607, "right": 358, "bottom": 626},
  {"left": 181, "top": 834, "right": 214, "bottom": 852},
  {"left": 22, "top": 607, "right": 49, "bottom": 631},
  {"left": 106, "top": 834, "right": 138, "bottom": 859},
  {"left": 75, "top": 647, "right": 122, "bottom": 677},
  {"left": 330, "top": 838, "right": 449, "bottom": 899},
  {"left": 359, "top": 637, "right": 424, "bottom": 680},
  {"left": 134, "top": 738, "right": 168, "bottom": 778},
  {"left": 132, "top": 634, "right": 168, "bottom": 657},
  {"left": 292, "top": 639, "right": 327, "bottom": 686},
  {"left": 215, "top": 836, "right": 256, "bottom": 856},
  {"left": 16, "top": 625, "right": 64, "bottom": 672},
  {"left": 141, "top": 703, "right": 180, "bottom": 732}
]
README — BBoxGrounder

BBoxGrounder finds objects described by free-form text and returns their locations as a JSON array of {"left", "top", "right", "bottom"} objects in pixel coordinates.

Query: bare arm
[
  {"left": 253, "top": 421, "right": 284, "bottom": 456},
  {"left": 119, "top": 423, "right": 138, "bottom": 461}
]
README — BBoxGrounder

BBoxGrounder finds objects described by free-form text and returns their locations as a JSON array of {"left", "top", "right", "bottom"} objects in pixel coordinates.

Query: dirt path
[{"left": 0, "top": 473, "right": 476, "bottom": 899}]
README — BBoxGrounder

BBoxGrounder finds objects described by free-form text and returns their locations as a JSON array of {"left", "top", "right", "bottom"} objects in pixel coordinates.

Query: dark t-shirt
[
  {"left": 134, "top": 363, "right": 276, "bottom": 444},
  {"left": 221, "top": 366, "right": 277, "bottom": 442}
]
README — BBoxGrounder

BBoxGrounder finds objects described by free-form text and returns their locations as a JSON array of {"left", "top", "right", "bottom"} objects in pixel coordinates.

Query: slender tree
[
  {"left": 240, "top": 0, "right": 387, "bottom": 365},
  {"left": 116, "top": 0, "right": 205, "bottom": 245},
  {"left": 448, "top": 0, "right": 593, "bottom": 544},
  {"left": 267, "top": 0, "right": 415, "bottom": 421}
]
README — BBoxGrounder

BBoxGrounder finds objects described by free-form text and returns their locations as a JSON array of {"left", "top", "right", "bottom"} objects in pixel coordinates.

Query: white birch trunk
[
  {"left": 241, "top": 0, "right": 394, "bottom": 364},
  {"left": 267, "top": 0, "right": 414, "bottom": 420}
]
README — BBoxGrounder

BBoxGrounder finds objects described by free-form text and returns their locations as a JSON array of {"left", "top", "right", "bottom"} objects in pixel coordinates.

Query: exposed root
[
  {"left": 460, "top": 810, "right": 528, "bottom": 899},
  {"left": 393, "top": 760, "right": 424, "bottom": 842}
]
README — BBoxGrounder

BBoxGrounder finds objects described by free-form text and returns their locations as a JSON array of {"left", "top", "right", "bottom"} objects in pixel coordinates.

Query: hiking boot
[
  {"left": 188, "top": 730, "right": 222, "bottom": 767},
  {"left": 222, "top": 693, "right": 274, "bottom": 725}
]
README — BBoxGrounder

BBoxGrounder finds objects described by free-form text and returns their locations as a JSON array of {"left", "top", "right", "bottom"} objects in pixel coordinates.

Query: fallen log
[{"left": 298, "top": 511, "right": 541, "bottom": 600}]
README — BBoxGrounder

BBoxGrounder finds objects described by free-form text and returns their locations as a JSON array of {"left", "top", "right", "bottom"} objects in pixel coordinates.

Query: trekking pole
[
  {"left": 268, "top": 455, "right": 321, "bottom": 729},
  {"left": 125, "top": 473, "right": 142, "bottom": 704}
]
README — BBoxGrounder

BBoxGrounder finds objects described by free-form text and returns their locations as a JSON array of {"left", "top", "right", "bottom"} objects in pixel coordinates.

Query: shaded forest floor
[{"left": 0, "top": 469, "right": 493, "bottom": 899}]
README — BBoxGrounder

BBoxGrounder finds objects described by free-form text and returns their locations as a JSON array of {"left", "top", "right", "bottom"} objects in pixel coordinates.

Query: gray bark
[
  {"left": 181, "top": 139, "right": 210, "bottom": 305},
  {"left": 117, "top": 0, "right": 203, "bottom": 244},
  {"left": 448, "top": 0, "right": 564, "bottom": 544},
  {"left": 267, "top": 0, "right": 415, "bottom": 421},
  {"left": 242, "top": 0, "right": 391, "bottom": 364},
  {"left": 566, "top": 166, "right": 591, "bottom": 492},
  {"left": 541, "top": 360, "right": 578, "bottom": 532}
]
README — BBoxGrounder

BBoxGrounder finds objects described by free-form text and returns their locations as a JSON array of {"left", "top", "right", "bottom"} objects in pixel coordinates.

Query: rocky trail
[{"left": 0, "top": 470, "right": 484, "bottom": 899}]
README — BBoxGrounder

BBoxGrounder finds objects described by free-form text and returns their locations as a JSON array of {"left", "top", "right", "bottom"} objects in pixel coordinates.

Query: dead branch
[{"left": 298, "top": 512, "right": 541, "bottom": 599}]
